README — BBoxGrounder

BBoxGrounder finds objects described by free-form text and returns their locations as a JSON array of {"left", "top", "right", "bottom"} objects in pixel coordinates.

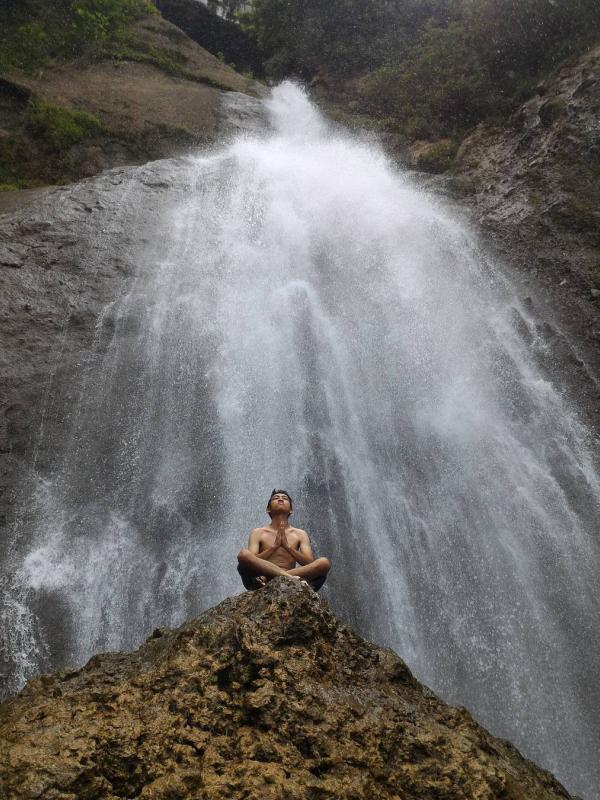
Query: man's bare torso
[{"left": 256, "top": 525, "right": 303, "bottom": 570}]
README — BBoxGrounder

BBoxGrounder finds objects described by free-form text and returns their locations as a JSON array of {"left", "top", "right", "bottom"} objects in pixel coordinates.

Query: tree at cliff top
[
  {"left": 359, "top": 0, "right": 600, "bottom": 137},
  {"left": 240, "top": 0, "right": 452, "bottom": 78},
  {"left": 241, "top": 0, "right": 600, "bottom": 137},
  {"left": 0, "top": 579, "right": 575, "bottom": 799}
]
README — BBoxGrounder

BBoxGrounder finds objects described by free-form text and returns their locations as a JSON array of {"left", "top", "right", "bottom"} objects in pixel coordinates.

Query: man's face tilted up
[{"left": 267, "top": 490, "right": 292, "bottom": 519}]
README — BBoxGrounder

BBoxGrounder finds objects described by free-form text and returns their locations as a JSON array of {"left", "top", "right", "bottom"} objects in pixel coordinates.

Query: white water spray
[{"left": 1, "top": 83, "right": 599, "bottom": 798}]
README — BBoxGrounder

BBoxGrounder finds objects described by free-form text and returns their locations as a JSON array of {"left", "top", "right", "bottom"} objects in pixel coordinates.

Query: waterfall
[{"left": 1, "top": 83, "right": 599, "bottom": 799}]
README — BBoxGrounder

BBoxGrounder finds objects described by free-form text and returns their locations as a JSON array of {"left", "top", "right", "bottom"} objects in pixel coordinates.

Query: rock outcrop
[
  {"left": 0, "top": 156, "right": 210, "bottom": 533},
  {"left": 450, "top": 44, "right": 600, "bottom": 430},
  {"left": 0, "top": 83, "right": 266, "bottom": 536},
  {"left": 0, "top": 579, "right": 574, "bottom": 799}
]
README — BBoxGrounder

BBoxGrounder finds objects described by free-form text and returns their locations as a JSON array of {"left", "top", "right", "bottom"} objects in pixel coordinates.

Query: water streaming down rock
[{"left": 1, "top": 83, "right": 599, "bottom": 798}]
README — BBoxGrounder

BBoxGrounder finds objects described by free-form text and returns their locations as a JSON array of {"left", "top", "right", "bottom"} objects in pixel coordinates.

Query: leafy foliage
[
  {"left": 242, "top": 0, "right": 600, "bottom": 137},
  {"left": 358, "top": 23, "right": 499, "bottom": 138},
  {"left": 0, "top": 101, "right": 102, "bottom": 188},
  {"left": 0, "top": 0, "right": 154, "bottom": 73},
  {"left": 240, "top": 0, "right": 448, "bottom": 78},
  {"left": 25, "top": 103, "right": 101, "bottom": 150}
]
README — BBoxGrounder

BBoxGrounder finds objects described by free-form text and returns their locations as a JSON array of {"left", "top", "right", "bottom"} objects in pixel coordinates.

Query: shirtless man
[{"left": 237, "top": 489, "right": 331, "bottom": 592}]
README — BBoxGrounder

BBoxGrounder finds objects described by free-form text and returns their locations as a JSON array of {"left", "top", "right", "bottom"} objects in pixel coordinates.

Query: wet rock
[
  {"left": 0, "top": 160, "right": 195, "bottom": 532},
  {"left": 452, "top": 43, "right": 600, "bottom": 433},
  {"left": 0, "top": 243, "right": 26, "bottom": 268},
  {"left": 0, "top": 579, "right": 575, "bottom": 800},
  {"left": 0, "top": 87, "right": 268, "bottom": 535}
]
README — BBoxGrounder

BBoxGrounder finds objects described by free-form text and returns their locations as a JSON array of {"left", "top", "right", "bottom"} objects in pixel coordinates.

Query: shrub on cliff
[
  {"left": 0, "top": 0, "right": 155, "bottom": 73},
  {"left": 462, "top": 0, "right": 600, "bottom": 79},
  {"left": 25, "top": 103, "right": 101, "bottom": 151},
  {"left": 358, "top": 23, "right": 500, "bottom": 139}
]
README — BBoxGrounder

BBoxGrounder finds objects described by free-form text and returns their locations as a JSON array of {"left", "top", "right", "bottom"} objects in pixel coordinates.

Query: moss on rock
[{"left": 413, "top": 139, "right": 459, "bottom": 174}]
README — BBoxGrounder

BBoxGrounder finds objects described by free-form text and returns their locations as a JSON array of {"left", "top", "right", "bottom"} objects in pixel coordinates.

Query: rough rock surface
[
  {"left": 0, "top": 579, "right": 574, "bottom": 800},
  {"left": 0, "top": 91, "right": 265, "bottom": 536},
  {"left": 0, "top": 168, "right": 150, "bottom": 534},
  {"left": 449, "top": 44, "right": 600, "bottom": 429}
]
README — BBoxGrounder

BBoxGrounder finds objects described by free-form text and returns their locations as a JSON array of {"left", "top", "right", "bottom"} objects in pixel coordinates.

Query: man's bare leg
[
  {"left": 286, "top": 557, "right": 331, "bottom": 583},
  {"left": 237, "top": 549, "right": 302, "bottom": 581}
]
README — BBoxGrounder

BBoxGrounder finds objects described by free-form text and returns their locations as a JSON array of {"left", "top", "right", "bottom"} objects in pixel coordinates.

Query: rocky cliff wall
[
  {"left": 448, "top": 44, "right": 600, "bottom": 434},
  {"left": 0, "top": 23, "right": 263, "bottom": 533},
  {"left": 0, "top": 579, "right": 575, "bottom": 800}
]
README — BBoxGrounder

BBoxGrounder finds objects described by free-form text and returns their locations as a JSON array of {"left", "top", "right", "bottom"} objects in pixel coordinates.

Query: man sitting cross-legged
[{"left": 237, "top": 489, "right": 331, "bottom": 592}]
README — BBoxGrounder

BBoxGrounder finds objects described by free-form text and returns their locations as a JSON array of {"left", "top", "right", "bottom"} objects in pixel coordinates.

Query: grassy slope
[{"left": 0, "top": 0, "right": 254, "bottom": 190}]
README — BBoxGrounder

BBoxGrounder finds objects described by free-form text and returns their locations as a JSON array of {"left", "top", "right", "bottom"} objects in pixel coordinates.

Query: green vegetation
[
  {"left": 0, "top": 101, "right": 102, "bottom": 188},
  {"left": 0, "top": 0, "right": 155, "bottom": 74},
  {"left": 25, "top": 103, "right": 100, "bottom": 150},
  {"left": 106, "top": 34, "right": 231, "bottom": 89},
  {"left": 107, "top": 35, "right": 188, "bottom": 74},
  {"left": 241, "top": 0, "right": 600, "bottom": 138},
  {"left": 240, "top": 0, "right": 428, "bottom": 78},
  {"left": 0, "top": 0, "right": 234, "bottom": 88},
  {"left": 0, "top": 0, "right": 237, "bottom": 191},
  {"left": 1, "top": 0, "right": 598, "bottom": 188},
  {"left": 358, "top": 23, "right": 498, "bottom": 139},
  {"left": 414, "top": 139, "right": 459, "bottom": 174}
]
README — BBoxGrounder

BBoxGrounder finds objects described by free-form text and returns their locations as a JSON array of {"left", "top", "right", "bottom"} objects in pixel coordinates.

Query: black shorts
[{"left": 237, "top": 564, "right": 327, "bottom": 593}]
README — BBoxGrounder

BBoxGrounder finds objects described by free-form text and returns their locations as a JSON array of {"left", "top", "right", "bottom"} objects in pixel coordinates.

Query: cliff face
[
  {"left": 154, "top": 0, "right": 261, "bottom": 75},
  {"left": 450, "top": 44, "right": 600, "bottom": 430},
  {"left": 0, "top": 162, "right": 171, "bottom": 534},
  {"left": 0, "top": 579, "right": 574, "bottom": 800},
  {"left": 0, "top": 87, "right": 264, "bottom": 537}
]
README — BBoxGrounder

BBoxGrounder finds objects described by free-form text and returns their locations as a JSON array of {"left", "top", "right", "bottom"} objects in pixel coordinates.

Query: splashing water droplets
[{"left": 1, "top": 82, "right": 599, "bottom": 799}]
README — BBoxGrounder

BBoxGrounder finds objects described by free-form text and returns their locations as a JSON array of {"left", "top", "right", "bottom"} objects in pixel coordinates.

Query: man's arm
[
  {"left": 248, "top": 528, "right": 280, "bottom": 561},
  {"left": 283, "top": 530, "right": 315, "bottom": 566}
]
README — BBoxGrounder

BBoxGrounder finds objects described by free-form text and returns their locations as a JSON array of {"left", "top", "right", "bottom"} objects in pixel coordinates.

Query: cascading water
[{"left": 1, "top": 83, "right": 599, "bottom": 798}]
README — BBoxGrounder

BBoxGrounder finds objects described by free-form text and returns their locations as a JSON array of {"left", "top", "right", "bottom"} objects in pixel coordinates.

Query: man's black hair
[{"left": 267, "top": 488, "right": 293, "bottom": 511}]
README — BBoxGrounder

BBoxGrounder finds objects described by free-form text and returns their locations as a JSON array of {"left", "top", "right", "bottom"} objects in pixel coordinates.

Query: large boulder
[{"left": 0, "top": 578, "right": 574, "bottom": 799}]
